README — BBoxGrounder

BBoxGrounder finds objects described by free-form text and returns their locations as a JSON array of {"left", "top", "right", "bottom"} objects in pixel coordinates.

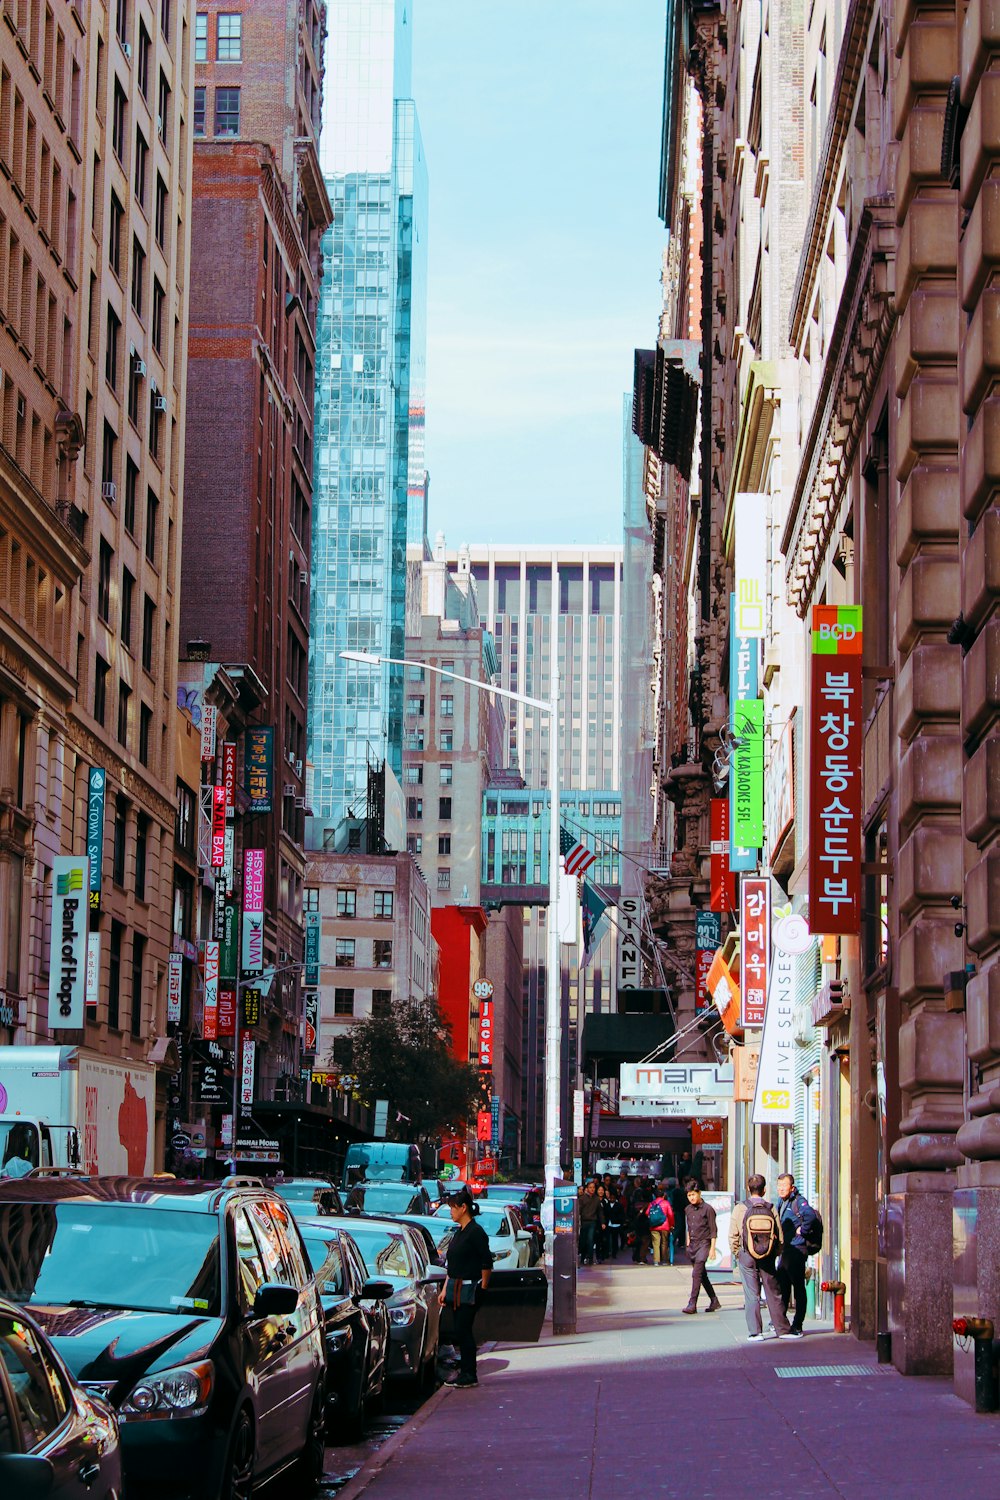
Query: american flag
[{"left": 560, "top": 826, "right": 597, "bottom": 877}]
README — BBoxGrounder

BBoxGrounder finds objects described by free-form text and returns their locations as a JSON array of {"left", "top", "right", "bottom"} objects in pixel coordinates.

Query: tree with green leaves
[{"left": 343, "top": 998, "right": 487, "bottom": 1148}]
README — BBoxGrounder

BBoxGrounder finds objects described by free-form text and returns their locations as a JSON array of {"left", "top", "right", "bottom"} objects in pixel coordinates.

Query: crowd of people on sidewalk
[{"left": 576, "top": 1167, "right": 821, "bottom": 1337}]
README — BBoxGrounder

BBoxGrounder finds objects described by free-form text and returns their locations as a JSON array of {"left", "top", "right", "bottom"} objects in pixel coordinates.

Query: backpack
[
  {"left": 743, "top": 1199, "right": 779, "bottom": 1262},
  {"left": 788, "top": 1196, "right": 824, "bottom": 1255},
  {"left": 648, "top": 1200, "right": 667, "bottom": 1229}
]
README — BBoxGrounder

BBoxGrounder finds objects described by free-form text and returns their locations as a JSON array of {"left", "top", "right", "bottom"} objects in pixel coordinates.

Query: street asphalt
[{"left": 333, "top": 1258, "right": 1000, "bottom": 1499}]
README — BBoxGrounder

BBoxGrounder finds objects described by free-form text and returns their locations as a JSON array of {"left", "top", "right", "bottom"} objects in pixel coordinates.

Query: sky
[{"left": 411, "top": 1, "right": 668, "bottom": 549}]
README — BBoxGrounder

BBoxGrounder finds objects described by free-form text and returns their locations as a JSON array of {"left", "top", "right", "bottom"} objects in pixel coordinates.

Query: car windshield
[
  {"left": 475, "top": 1211, "right": 510, "bottom": 1238},
  {"left": 346, "top": 1228, "right": 412, "bottom": 1279},
  {"left": 0, "top": 1202, "right": 221, "bottom": 1315},
  {"left": 347, "top": 1185, "right": 416, "bottom": 1213},
  {"left": 276, "top": 1184, "right": 340, "bottom": 1215},
  {"left": 302, "top": 1234, "right": 344, "bottom": 1296}
]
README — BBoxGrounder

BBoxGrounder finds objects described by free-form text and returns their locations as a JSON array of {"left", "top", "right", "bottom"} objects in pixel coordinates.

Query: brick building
[
  {"left": 181, "top": 2, "right": 331, "bottom": 1090},
  {"left": 1, "top": 0, "right": 194, "bottom": 1164}
]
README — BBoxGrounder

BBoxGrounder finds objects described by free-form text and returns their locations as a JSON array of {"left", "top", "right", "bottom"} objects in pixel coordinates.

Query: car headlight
[
  {"left": 120, "top": 1360, "right": 214, "bottom": 1420},
  {"left": 388, "top": 1301, "right": 417, "bottom": 1327}
]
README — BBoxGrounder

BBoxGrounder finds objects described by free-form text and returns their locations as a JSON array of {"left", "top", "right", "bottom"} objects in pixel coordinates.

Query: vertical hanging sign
[
  {"left": 245, "top": 727, "right": 274, "bottom": 813},
  {"left": 200, "top": 704, "right": 217, "bottom": 762},
  {"left": 304, "top": 911, "right": 321, "bottom": 986},
  {"left": 222, "top": 741, "right": 238, "bottom": 810},
  {"left": 710, "top": 798, "right": 736, "bottom": 913},
  {"left": 740, "top": 876, "right": 770, "bottom": 1028},
  {"left": 210, "top": 785, "right": 227, "bottom": 867},
  {"left": 733, "top": 493, "right": 767, "bottom": 639},
  {"left": 730, "top": 599, "right": 763, "bottom": 863},
  {"left": 87, "top": 768, "right": 105, "bottom": 911},
  {"left": 695, "top": 911, "right": 721, "bottom": 1012},
  {"left": 167, "top": 951, "right": 183, "bottom": 1023},
  {"left": 203, "top": 941, "right": 220, "bottom": 1040},
  {"left": 241, "top": 849, "right": 266, "bottom": 973},
  {"left": 240, "top": 1034, "right": 255, "bottom": 1114},
  {"left": 48, "top": 857, "right": 89, "bottom": 1029},
  {"left": 809, "top": 605, "right": 863, "bottom": 935}
]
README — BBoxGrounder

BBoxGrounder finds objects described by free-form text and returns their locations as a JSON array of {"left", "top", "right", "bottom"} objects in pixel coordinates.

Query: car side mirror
[
  {"left": 359, "top": 1278, "right": 394, "bottom": 1301},
  {"left": 0, "top": 1453, "right": 55, "bottom": 1495},
  {"left": 251, "top": 1282, "right": 299, "bottom": 1319},
  {"left": 516, "top": 1230, "right": 531, "bottom": 1242},
  {"left": 423, "top": 1263, "right": 447, "bottom": 1283}
]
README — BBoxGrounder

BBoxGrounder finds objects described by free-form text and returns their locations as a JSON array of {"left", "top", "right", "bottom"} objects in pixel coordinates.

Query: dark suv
[{"left": 0, "top": 1175, "right": 326, "bottom": 1499}]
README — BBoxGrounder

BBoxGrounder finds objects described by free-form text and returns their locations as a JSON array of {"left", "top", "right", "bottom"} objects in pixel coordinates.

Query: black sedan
[
  {"left": 297, "top": 1222, "right": 392, "bottom": 1441},
  {"left": 0, "top": 1296, "right": 123, "bottom": 1497},
  {"left": 0, "top": 1175, "right": 327, "bottom": 1500}
]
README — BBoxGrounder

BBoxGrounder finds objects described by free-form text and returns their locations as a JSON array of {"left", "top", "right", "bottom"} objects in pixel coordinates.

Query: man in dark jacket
[
  {"left": 682, "top": 1185, "right": 721, "bottom": 1313},
  {"left": 776, "top": 1172, "right": 817, "bottom": 1335},
  {"left": 578, "top": 1179, "right": 600, "bottom": 1266}
]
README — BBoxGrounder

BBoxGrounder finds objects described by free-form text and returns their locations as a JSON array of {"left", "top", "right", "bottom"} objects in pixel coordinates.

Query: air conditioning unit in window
[
  {"left": 153, "top": 394, "right": 168, "bottom": 412},
  {"left": 102, "top": 481, "right": 117, "bottom": 502},
  {"left": 123, "top": 41, "right": 132, "bottom": 60},
  {"left": 295, "top": 758, "right": 302, "bottom": 777},
  {"left": 295, "top": 797, "right": 306, "bottom": 809},
  {"left": 299, "top": 569, "right": 308, "bottom": 588},
  {"left": 283, "top": 783, "right": 296, "bottom": 797},
  {"left": 132, "top": 356, "right": 146, "bottom": 377}
]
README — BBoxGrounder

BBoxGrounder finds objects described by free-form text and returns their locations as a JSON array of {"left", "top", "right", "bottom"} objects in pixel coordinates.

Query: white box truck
[{"left": 0, "top": 1046, "right": 156, "bottom": 1178}]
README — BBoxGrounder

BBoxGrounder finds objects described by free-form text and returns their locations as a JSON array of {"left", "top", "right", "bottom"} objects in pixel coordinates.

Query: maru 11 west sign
[{"left": 49, "top": 856, "right": 89, "bottom": 1029}]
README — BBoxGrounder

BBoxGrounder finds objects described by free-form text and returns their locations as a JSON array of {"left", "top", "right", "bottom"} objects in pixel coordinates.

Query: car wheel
[
  {"left": 287, "top": 1385, "right": 325, "bottom": 1495},
  {"left": 221, "top": 1409, "right": 255, "bottom": 1500}
]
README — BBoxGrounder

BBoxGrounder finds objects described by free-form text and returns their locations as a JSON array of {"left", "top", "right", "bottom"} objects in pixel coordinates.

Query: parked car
[
  {"left": 0, "top": 1174, "right": 327, "bottom": 1500},
  {"left": 296, "top": 1223, "right": 392, "bottom": 1441},
  {"left": 309, "top": 1217, "right": 445, "bottom": 1389},
  {"left": 394, "top": 1214, "right": 456, "bottom": 1262},
  {"left": 0, "top": 1295, "right": 124, "bottom": 1497},
  {"left": 267, "top": 1176, "right": 345, "bottom": 1218},
  {"left": 484, "top": 1185, "right": 545, "bottom": 1262},
  {"left": 433, "top": 1202, "right": 533, "bottom": 1270},
  {"left": 345, "top": 1182, "right": 431, "bottom": 1217}
]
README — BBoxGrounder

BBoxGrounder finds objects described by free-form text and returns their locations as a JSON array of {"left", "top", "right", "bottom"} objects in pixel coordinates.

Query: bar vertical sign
[
  {"left": 167, "top": 951, "right": 183, "bottom": 1023},
  {"left": 87, "top": 767, "right": 105, "bottom": 911},
  {"left": 49, "top": 857, "right": 89, "bottom": 1029},
  {"left": 740, "top": 876, "right": 770, "bottom": 1028},
  {"left": 242, "top": 849, "right": 265, "bottom": 973},
  {"left": 809, "top": 605, "right": 863, "bottom": 935},
  {"left": 210, "top": 785, "right": 227, "bottom": 867}
]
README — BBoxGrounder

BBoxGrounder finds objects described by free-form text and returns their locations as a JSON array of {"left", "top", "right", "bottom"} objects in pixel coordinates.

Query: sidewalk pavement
[{"left": 338, "top": 1260, "right": 1000, "bottom": 1500}]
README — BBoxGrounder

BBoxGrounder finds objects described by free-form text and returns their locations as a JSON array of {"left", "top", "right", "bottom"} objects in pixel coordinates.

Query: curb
[{"left": 333, "top": 1345, "right": 497, "bottom": 1500}]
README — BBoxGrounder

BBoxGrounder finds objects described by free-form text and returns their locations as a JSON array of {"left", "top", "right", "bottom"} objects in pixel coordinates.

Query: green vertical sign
[
  {"left": 220, "top": 896, "right": 239, "bottom": 983},
  {"left": 304, "top": 911, "right": 320, "bottom": 987},
  {"left": 732, "top": 697, "right": 765, "bottom": 848}
]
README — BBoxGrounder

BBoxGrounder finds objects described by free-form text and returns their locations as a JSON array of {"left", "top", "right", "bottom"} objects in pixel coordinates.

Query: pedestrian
[
  {"left": 578, "top": 1179, "right": 600, "bottom": 1266},
  {"left": 595, "top": 1184, "right": 610, "bottom": 1262},
  {"left": 648, "top": 1183, "right": 675, "bottom": 1266},
  {"left": 440, "top": 1187, "right": 493, "bottom": 1387},
  {"left": 630, "top": 1185, "right": 653, "bottom": 1263},
  {"left": 676, "top": 1150, "right": 693, "bottom": 1187},
  {"left": 606, "top": 1188, "right": 625, "bottom": 1257},
  {"left": 776, "top": 1172, "right": 818, "bottom": 1336},
  {"left": 682, "top": 1183, "right": 721, "bottom": 1313},
  {"left": 729, "top": 1174, "right": 791, "bottom": 1341},
  {"left": 669, "top": 1176, "right": 687, "bottom": 1261}
]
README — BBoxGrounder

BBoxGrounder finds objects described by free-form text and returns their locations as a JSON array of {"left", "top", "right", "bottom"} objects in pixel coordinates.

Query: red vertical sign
[
  {"left": 809, "top": 606, "right": 863, "bottom": 935},
  {"left": 740, "top": 876, "right": 770, "bottom": 1028},
  {"left": 211, "top": 785, "right": 227, "bottom": 868},
  {"left": 222, "top": 742, "right": 238, "bottom": 810},
  {"left": 478, "top": 999, "right": 493, "bottom": 1070},
  {"left": 710, "top": 798, "right": 737, "bottom": 913}
]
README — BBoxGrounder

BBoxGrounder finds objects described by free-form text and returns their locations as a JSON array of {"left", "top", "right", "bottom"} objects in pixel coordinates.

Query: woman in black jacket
[{"left": 440, "top": 1188, "right": 493, "bottom": 1387}]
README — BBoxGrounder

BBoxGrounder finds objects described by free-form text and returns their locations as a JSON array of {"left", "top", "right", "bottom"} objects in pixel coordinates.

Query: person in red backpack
[{"left": 648, "top": 1183, "right": 675, "bottom": 1265}]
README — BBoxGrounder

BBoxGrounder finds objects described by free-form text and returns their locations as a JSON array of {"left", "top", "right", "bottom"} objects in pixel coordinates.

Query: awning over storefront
[{"left": 581, "top": 1014, "right": 675, "bottom": 1074}]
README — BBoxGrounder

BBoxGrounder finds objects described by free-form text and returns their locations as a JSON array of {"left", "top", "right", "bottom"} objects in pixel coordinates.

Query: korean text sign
[
  {"left": 809, "top": 605, "right": 863, "bottom": 935},
  {"left": 740, "top": 877, "right": 770, "bottom": 1028}
]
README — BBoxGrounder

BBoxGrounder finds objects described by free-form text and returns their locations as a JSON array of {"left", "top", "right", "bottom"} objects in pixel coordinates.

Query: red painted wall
[{"left": 431, "top": 906, "right": 486, "bottom": 1064}]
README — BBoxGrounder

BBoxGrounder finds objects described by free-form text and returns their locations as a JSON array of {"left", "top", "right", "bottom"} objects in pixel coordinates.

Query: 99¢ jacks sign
[{"left": 809, "top": 605, "right": 863, "bottom": 935}]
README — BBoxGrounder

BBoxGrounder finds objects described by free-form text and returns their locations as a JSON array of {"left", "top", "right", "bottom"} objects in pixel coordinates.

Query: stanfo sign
[{"left": 809, "top": 605, "right": 863, "bottom": 935}]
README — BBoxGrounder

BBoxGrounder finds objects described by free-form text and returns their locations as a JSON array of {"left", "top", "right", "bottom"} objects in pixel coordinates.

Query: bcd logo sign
[{"left": 818, "top": 621, "right": 856, "bottom": 642}]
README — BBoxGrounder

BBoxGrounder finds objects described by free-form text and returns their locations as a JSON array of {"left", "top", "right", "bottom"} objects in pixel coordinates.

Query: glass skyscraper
[{"left": 309, "top": 0, "right": 428, "bottom": 826}]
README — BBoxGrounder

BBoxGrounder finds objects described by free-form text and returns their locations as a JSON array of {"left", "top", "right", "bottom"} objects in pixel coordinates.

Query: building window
[
  {"left": 406, "top": 696, "right": 424, "bottom": 717},
  {"left": 406, "top": 665, "right": 424, "bottom": 682},
  {"left": 105, "top": 304, "right": 121, "bottom": 390},
  {"left": 121, "top": 568, "right": 134, "bottom": 648},
  {"left": 406, "top": 835, "right": 422, "bottom": 855},
  {"left": 305, "top": 887, "right": 319, "bottom": 912},
  {"left": 130, "top": 932, "right": 145, "bottom": 1038},
  {"left": 438, "top": 836, "right": 451, "bottom": 856},
  {"left": 440, "top": 764, "right": 453, "bottom": 785},
  {"left": 373, "top": 940, "right": 392, "bottom": 969},
  {"left": 137, "top": 21, "right": 150, "bottom": 96},
  {"left": 138, "top": 702, "right": 152, "bottom": 767},
  {"left": 94, "top": 656, "right": 109, "bottom": 725},
  {"left": 113, "top": 795, "right": 128, "bottom": 885},
  {"left": 217, "top": 13, "right": 242, "bottom": 59},
  {"left": 155, "top": 174, "right": 167, "bottom": 247},
  {"left": 141, "top": 594, "right": 155, "bottom": 672},
  {"left": 335, "top": 938, "right": 355, "bottom": 968},
  {"left": 101, "top": 421, "right": 117, "bottom": 495},
  {"left": 157, "top": 70, "right": 170, "bottom": 145},
  {"left": 334, "top": 988, "right": 354, "bottom": 1017},
  {"left": 194, "top": 12, "right": 207, "bottom": 60},
  {"left": 407, "top": 797, "right": 422, "bottom": 820},
  {"left": 145, "top": 489, "right": 158, "bottom": 563},
  {"left": 128, "top": 359, "right": 142, "bottom": 427},
  {"left": 134, "top": 813, "right": 148, "bottom": 900},
  {"left": 112, "top": 82, "right": 127, "bottom": 162},
  {"left": 124, "top": 457, "right": 138, "bottom": 534},
  {"left": 117, "top": 679, "right": 131, "bottom": 747},
  {"left": 437, "top": 869, "right": 451, "bottom": 891},
  {"left": 372, "top": 989, "right": 391, "bottom": 1018},
  {"left": 152, "top": 278, "right": 165, "bottom": 352},
  {"left": 193, "top": 85, "right": 206, "bottom": 136},
  {"left": 175, "top": 779, "right": 195, "bottom": 852},
  {"left": 440, "top": 695, "right": 454, "bottom": 718},
  {"left": 134, "top": 129, "right": 148, "bottom": 209},
  {"left": 214, "top": 86, "right": 240, "bottom": 136},
  {"left": 336, "top": 888, "right": 356, "bottom": 919},
  {"left": 438, "top": 731, "right": 453, "bottom": 752},
  {"left": 108, "top": 920, "right": 123, "bottom": 1029},
  {"left": 332, "top": 1037, "right": 353, "bottom": 1069},
  {"left": 109, "top": 192, "right": 123, "bottom": 275},
  {"left": 97, "top": 539, "right": 113, "bottom": 622},
  {"left": 148, "top": 387, "right": 163, "bottom": 460},
  {"left": 439, "top": 797, "right": 452, "bottom": 820},
  {"left": 404, "top": 766, "right": 422, "bottom": 785},
  {"left": 374, "top": 891, "right": 393, "bottom": 920}
]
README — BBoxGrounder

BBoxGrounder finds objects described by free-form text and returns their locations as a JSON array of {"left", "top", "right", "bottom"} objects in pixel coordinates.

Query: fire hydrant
[
  {"left": 821, "top": 1280, "right": 847, "bottom": 1334},
  {"left": 953, "top": 1317, "right": 998, "bottom": 1414}
]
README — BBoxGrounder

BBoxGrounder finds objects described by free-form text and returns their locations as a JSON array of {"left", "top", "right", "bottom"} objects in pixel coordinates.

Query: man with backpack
[
  {"left": 776, "top": 1172, "right": 822, "bottom": 1336},
  {"left": 729, "top": 1175, "right": 792, "bottom": 1340}
]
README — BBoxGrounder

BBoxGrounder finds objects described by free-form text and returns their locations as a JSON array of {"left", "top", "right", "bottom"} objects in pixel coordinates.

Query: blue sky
[{"left": 411, "top": 1, "right": 668, "bottom": 548}]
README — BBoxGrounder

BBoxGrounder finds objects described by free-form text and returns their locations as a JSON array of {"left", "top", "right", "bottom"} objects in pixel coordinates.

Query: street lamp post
[{"left": 341, "top": 649, "right": 565, "bottom": 1215}]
